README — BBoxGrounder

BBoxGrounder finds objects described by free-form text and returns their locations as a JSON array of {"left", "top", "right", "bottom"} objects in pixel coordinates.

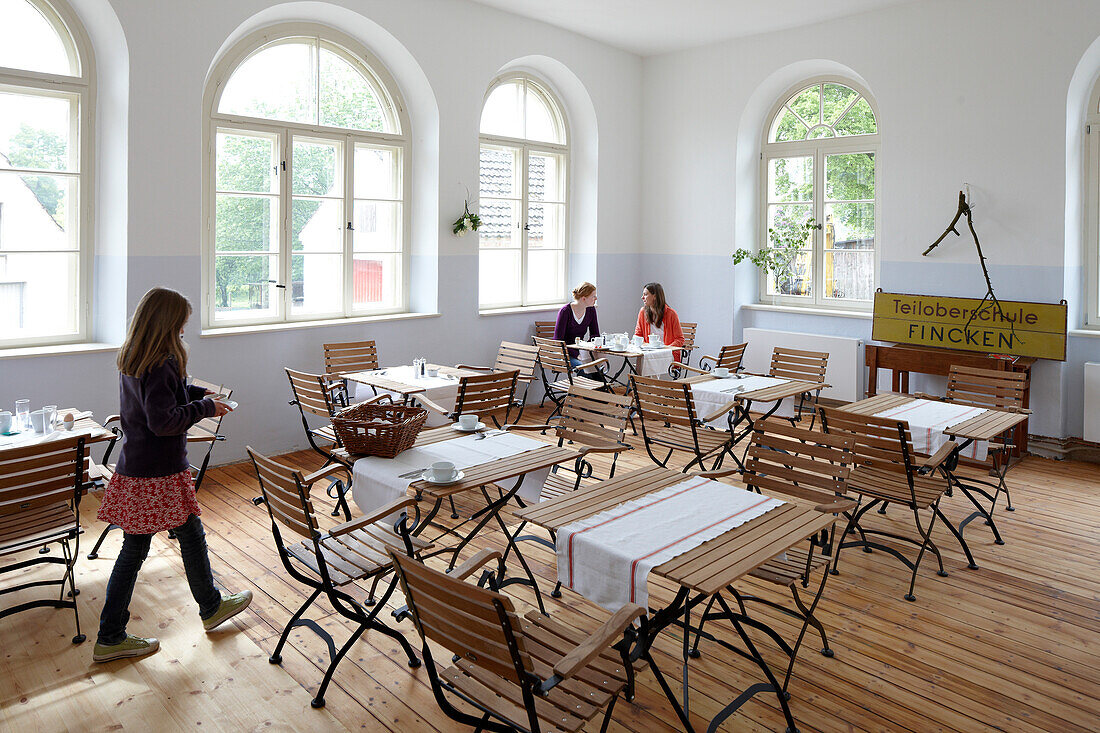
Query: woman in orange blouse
[{"left": 634, "top": 282, "right": 684, "bottom": 359}]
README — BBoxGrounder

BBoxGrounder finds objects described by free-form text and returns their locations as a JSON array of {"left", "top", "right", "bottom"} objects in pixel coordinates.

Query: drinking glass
[
  {"left": 43, "top": 405, "right": 58, "bottom": 430},
  {"left": 14, "top": 399, "right": 30, "bottom": 431}
]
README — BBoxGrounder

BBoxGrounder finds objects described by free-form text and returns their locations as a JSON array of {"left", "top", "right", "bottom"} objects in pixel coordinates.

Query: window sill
[
  {"left": 741, "top": 303, "right": 872, "bottom": 320},
  {"left": 0, "top": 341, "right": 119, "bottom": 360},
  {"left": 479, "top": 303, "right": 566, "bottom": 317},
  {"left": 201, "top": 311, "right": 441, "bottom": 338},
  {"left": 1068, "top": 328, "right": 1100, "bottom": 339}
]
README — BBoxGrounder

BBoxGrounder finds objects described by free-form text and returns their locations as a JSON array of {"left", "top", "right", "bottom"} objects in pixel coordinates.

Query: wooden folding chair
[
  {"left": 456, "top": 341, "right": 540, "bottom": 422},
  {"left": 819, "top": 406, "right": 966, "bottom": 601},
  {"left": 687, "top": 419, "right": 856, "bottom": 692},
  {"left": 285, "top": 368, "right": 388, "bottom": 520},
  {"left": 88, "top": 378, "right": 231, "bottom": 559},
  {"left": 673, "top": 342, "right": 748, "bottom": 377},
  {"left": 416, "top": 369, "right": 520, "bottom": 428},
  {"left": 630, "top": 374, "right": 738, "bottom": 472},
  {"left": 533, "top": 336, "right": 610, "bottom": 417},
  {"left": 390, "top": 548, "right": 644, "bottom": 733},
  {"left": 533, "top": 320, "right": 556, "bottom": 341},
  {"left": 667, "top": 321, "right": 699, "bottom": 377},
  {"left": 770, "top": 347, "right": 829, "bottom": 428},
  {"left": 247, "top": 447, "right": 430, "bottom": 708},
  {"left": 1, "top": 436, "right": 88, "bottom": 643},
  {"left": 914, "top": 364, "right": 1030, "bottom": 545},
  {"left": 323, "top": 339, "right": 380, "bottom": 405}
]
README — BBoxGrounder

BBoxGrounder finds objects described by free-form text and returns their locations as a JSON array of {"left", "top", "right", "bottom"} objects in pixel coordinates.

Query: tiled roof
[{"left": 478, "top": 148, "right": 546, "bottom": 240}]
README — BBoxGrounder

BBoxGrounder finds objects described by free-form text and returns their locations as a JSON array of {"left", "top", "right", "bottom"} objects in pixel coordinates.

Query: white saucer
[
  {"left": 421, "top": 469, "right": 465, "bottom": 485},
  {"left": 226, "top": 400, "right": 239, "bottom": 410},
  {"left": 640, "top": 344, "right": 663, "bottom": 350},
  {"left": 452, "top": 422, "right": 486, "bottom": 432}
]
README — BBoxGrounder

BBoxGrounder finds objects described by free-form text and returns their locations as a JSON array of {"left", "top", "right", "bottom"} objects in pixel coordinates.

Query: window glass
[{"left": 0, "top": 0, "right": 75, "bottom": 76}]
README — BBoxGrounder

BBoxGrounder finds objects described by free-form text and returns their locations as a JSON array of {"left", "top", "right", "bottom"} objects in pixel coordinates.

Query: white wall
[
  {"left": 0, "top": 0, "right": 643, "bottom": 463},
  {"left": 639, "top": 0, "right": 1100, "bottom": 439}
]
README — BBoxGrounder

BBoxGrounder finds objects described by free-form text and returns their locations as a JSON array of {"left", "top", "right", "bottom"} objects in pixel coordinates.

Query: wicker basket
[{"left": 331, "top": 402, "right": 427, "bottom": 458}]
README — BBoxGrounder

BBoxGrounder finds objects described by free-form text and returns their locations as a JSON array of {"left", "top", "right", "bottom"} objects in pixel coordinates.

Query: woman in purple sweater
[
  {"left": 554, "top": 282, "right": 600, "bottom": 370},
  {"left": 93, "top": 288, "right": 250, "bottom": 663}
]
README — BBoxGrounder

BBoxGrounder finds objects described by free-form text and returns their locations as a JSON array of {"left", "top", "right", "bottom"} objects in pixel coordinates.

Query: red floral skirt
[{"left": 97, "top": 469, "right": 201, "bottom": 534}]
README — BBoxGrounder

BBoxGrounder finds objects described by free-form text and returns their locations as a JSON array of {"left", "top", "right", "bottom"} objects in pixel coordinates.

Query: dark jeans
[{"left": 97, "top": 513, "right": 222, "bottom": 645}]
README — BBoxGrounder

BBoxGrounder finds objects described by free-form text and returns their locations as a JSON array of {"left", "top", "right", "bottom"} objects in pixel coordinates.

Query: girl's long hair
[
  {"left": 643, "top": 282, "right": 667, "bottom": 328},
  {"left": 117, "top": 288, "right": 192, "bottom": 378}
]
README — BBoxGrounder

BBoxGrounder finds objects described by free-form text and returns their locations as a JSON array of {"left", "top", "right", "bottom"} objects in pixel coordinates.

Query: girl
[
  {"left": 93, "top": 287, "right": 250, "bottom": 663},
  {"left": 553, "top": 281, "right": 600, "bottom": 370},
  {"left": 634, "top": 282, "right": 685, "bottom": 360}
]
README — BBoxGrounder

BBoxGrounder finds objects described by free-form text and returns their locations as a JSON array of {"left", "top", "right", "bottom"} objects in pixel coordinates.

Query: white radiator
[
  {"left": 742, "top": 328, "right": 863, "bottom": 402},
  {"left": 1085, "top": 363, "right": 1100, "bottom": 443}
]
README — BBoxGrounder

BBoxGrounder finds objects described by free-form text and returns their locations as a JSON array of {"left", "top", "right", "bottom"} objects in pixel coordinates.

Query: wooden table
[
  {"left": 842, "top": 393, "right": 1029, "bottom": 547},
  {"left": 341, "top": 364, "right": 475, "bottom": 399},
  {"left": 409, "top": 441, "right": 579, "bottom": 614},
  {"left": 572, "top": 341, "right": 676, "bottom": 383},
  {"left": 864, "top": 343, "right": 1034, "bottom": 454},
  {"left": 516, "top": 465, "right": 835, "bottom": 733}
]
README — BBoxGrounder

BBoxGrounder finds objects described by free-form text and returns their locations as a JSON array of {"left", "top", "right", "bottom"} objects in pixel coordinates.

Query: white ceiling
[{"left": 467, "top": 0, "right": 915, "bottom": 56}]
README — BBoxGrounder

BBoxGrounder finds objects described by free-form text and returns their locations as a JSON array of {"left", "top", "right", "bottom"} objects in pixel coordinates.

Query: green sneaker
[
  {"left": 93, "top": 635, "right": 160, "bottom": 663},
  {"left": 202, "top": 590, "right": 253, "bottom": 631}
]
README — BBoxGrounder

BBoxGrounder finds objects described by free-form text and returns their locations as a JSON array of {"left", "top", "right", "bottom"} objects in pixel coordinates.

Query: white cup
[
  {"left": 593, "top": 336, "right": 605, "bottom": 347},
  {"left": 633, "top": 335, "right": 645, "bottom": 348},
  {"left": 648, "top": 334, "right": 661, "bottom": 346},
  {"left": 431, "top": 461, "right": 456, "bottom": 482},
  {"left": 427, "top": 368, "right": 439, "bottom": 377},
  {"left": 713, "top": 367, "right": 730, "bottom": 378},
  {"left": 30, "top": 409, "right": 47, "bottom": 433},
  {"left": 0, "top": 412, "right": 11, "bottom": 433},
  {"left": 458, "top": 414, "right": 478, "bottom": 430}
]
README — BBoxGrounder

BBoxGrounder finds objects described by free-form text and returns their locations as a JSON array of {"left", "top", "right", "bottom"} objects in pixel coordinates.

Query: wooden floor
[{"left": 3, "top": 405, "right": 1100, "bottom": 732}]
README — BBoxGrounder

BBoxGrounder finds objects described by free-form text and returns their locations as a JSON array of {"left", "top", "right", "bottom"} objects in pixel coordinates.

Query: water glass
[
  {"left": 43, "top": 405, "right": 58, "bottom": 430},
  {"left": 14, "top": 399, "right": 30, "bottom": 431}
]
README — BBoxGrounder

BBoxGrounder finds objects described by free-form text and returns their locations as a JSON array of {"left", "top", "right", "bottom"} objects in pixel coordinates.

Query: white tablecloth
[
  {"left": 352, "top": 431, "right": 552, "bottom": 522},
  {"left": 0, "top": 424, "right": 110, "bottom": 450},
  {"left": 350, "top": 365, "right": 460, "bottom": 427},
  {"left": 556, "top": 476, "right": 785, "bottom": 611},
  {"left": 873, "top": 399, "right": 989, "bottom": 461},
  {"left": 690, "top": 375, "right": 789, "bottom": 427}
]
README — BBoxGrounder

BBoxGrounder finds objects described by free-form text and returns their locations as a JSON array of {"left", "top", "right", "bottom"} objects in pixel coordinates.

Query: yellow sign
[{"left": 872, "top": 291, "right": 1067, "bottom": 361}]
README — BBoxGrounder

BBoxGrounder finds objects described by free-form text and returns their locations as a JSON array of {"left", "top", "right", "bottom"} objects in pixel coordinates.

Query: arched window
[
  {"left": 761, "top": 80, "right": 878, "bottom": 308},
  {"left": 1087, "top": 77, "right": 1100, "bottom": 326},
  {"left": 0, "top": 0, "right": 92, "bottom": 347},
  {"left": 205, "top": 27, "right": 409, "bottom": 326},
  {"left": 478, "top": 75, "right": 569, "bottom": 310}
]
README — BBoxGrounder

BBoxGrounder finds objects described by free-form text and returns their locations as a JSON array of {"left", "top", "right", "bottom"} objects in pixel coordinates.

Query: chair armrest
[
  {"left": 815, "top": 498, "right": 858, "bottom": 514},
  {"left": 691, "top": 468, "right": 740, "bottom": 480},
  {"left": 360, "top": 392, "right": 392, "bottom": 405},
  {"left": 450, "top": 549, "right": 503, "bottom": 581},
  {"left": 918, "top": 442, "right": 957, "bottom": 473},
  {"left": 577, "top": 357, "right": 608, "bottom": 372},
  {"left": 455, "top": 364, "right": 492, "bottom": 372},
  {"left": 329, "top": 497, "right": 418, "bottom": 536},
  {"left": 104, "top": 414, "right": 121, "bottom": 425},
  {"left": 301, "top": 463, "right": 346, "bottom": 487},
  {"left": 414, "top": 394, "right": 450, "bottom": 416},
  {"left": 671, "top": 362, "right": 708, "bottom": 375},
  {"left": 186, "top": 433, "right": 217, "bottom": 443},
  {"left": 577, "top": 442, "right": 631, "bottom": 456},
  {"left": 500, "top": 423, "right": 558, "bottom": 433},
  {"left": 700, "top": 400, "right": 739, "bottom": 424},
  {"left": 912, "top": 392, "right": 943, "bottom": 402},
  {"left": 697, "top": 355, "right": 718, "bottom": 369},
  {"left": 549, "top": 603, "right": 646, "bottom": 681}
]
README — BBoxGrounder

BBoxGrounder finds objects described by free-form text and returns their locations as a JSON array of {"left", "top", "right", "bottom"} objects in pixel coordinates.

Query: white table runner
[
  {"left": 349, "top": 365, "right": 460, "bottom": 427},
  {"left": 0, "top": 425, "right": 110, "bottom": 450},
  {"left": 352, "top": 431, "right": 551, "bottom": 521},
  {"left": 556, "top": 476, "right": 785, "bottom": 611},
  {"left": 690, "top": 375, "right": 790, "bottom": 427},
  {"left": 873, "top": 399, "right": 989, "bottom": 460}
]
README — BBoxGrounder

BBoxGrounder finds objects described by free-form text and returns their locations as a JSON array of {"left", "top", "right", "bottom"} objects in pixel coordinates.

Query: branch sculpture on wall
[{"left": 922, "top": 189, "right": 1019, "bottom": 343}]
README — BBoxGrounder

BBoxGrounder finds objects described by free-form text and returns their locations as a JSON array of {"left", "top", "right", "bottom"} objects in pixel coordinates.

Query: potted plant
[{"left": 732, "top": 216, "right": 819, "bottom": 302}]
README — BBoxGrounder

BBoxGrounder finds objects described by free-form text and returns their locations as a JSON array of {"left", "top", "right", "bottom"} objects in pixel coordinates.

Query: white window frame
[
  {"left": 0, "top": 0, "right": 95, "bottom": 349},
  {"left": 478, "top": 74, "right": 570, "bottom": 311},
  {"left": 1086, "top": 79, "right": 1100, "bottom": 327},
  {"left": 201, "top": 24, "right": 410, "bottom": 330},
  {"left": 759, "top": 77, "right": 879, "bottom": 311}
]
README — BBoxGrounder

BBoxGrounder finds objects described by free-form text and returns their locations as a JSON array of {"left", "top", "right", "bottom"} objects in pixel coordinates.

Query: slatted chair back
[
  {"left": 454, "top": 370, "right": 519, "bottom": 422},
  {"left": 743, "top": 419, "right": 855, "bottom": 505},
  {"left": 493, "top": 341, "right": 539, "bottom": 383},
  {"left": 946, "top": 365, "right": 1027, "bottom": 412},
  {"left": 534, "top": 321, "right": 556, "bottom": 341},
  {"left": 286, "top": 367, "right": 339, "bottom": 419},
  {"left": 186, "top": 377, "right": 231, "bottom": 490},
  {"left": 390, "top": 551, "right": 532, "bottom": 684},
  {"left": 631, "top": 374, "right": 698, "bottom": 428},
  {"left": 714, "top": 343, "right": 748, "bottom": 371},
  {"left": 0, "top": 436, "right": 86, "bottom": 519},
  {"left": 556, "top": 387, "right": 631, "bottom": 448},
  {"left": 322, "top": 340, "right": 379, "bottom": 377},
  {"left": 247, "top": 448, "right": 319, "bottom": 542},
  {"left": 769, "top": 347, "right": 829, "bottom": 383},
  {"left": 680, "top": 321, "right": 698, "bottom": 352},
  {"left": 533, "top": 336, "right": 572, "bottom": 377},
  {"left": 818, "top": 407, "right": 916, "bottom": 483}
]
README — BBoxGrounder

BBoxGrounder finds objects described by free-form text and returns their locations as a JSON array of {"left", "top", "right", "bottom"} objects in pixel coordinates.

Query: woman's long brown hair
[
  {"left": 117, "top": 288, "right": 192, "bottom": 378},
  {"left": 643, "top": 282, "right": 667, "bottom": 329}
]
